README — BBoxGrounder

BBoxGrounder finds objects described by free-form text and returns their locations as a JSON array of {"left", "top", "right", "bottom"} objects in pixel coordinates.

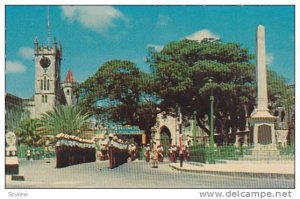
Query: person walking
[
  {"left": 150, "top": 142, "right": 159, "bottom": 168},
  {"left": 128, "top": 143, "right": 137, "bottom": 161},
  {"left": 144, "top": 144, "right": 150, "bottom": 162},
  {"left": 157, "top": 145, "right": 164, "bottom": 162},
  {"left": 26, "top": 149, "right": 31, "bottom": 160}
]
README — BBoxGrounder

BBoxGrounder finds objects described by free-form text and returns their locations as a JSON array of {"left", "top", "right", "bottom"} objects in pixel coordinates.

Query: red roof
[{"left": 65, "top": 69, "right": 75, "bottom": 83}]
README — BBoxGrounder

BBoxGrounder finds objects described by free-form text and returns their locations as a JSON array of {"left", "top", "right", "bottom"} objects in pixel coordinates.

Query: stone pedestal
[
  {"left": 5, "top": 132, "right": 25, "bottom": 181},
  {"left": 250, "top": 117, "right": 276, "bottom": 147},
  {"left": 6, "top": 156, "right": 19, "bottom": 175}
]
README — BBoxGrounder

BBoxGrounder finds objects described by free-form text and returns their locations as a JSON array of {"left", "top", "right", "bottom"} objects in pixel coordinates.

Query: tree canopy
[
  {"left": 78, "top": 60, "right": 159, "bottom": 136},
  {"left": 147, "top": 39, "right": 256, "bottom": 143},
  {"left": 77, "top": 38, "right": 293, "bottom": 145},
  {"left": 16, "top": 118, "right": 43, "bottom": 146}
]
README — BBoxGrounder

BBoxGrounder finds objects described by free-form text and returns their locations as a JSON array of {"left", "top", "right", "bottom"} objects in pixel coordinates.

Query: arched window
[
  {"left": 47, "top": 80, "right": 50, "bottom": 90},
  {"left": 67, "top": 89, "right": 70, "bottom": 95},
  {"left": 45, "top": 95, "right": 48, "bottom": 103},
  {"left": 42, "top": 95, "right": 44, "bottom": 103},
  {"left": 44, "top": 76, "right": 46, "bottom": 90},
  {"left": 281, "top": 111, "right": 285, "bottom": 122},
  {"left": 41, "top": 80, "right": 43, "bottom": 90}
]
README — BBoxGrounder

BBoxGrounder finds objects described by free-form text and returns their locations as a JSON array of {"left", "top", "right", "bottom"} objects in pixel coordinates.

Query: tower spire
[{"left": 47, "top": 6, "right": 51, "bottom": 47}]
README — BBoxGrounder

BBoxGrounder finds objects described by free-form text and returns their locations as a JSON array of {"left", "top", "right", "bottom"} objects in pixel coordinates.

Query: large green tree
[
  {"left": 77, "top": 39, "right": 292, "bottom": 145},
  {"left": 267, "top": 70, "right": 294, "bottom": 110},
  {"left": 147, "top": 39, "right": 256, "bottom": 143},
  {"left": 78, "top": 60, "right": 159, "bottom": 137}
]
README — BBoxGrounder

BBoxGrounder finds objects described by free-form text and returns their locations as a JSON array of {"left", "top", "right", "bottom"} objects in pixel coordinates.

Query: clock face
[{"left": 40, "top": 56, "right": 51, "bottom": 68}]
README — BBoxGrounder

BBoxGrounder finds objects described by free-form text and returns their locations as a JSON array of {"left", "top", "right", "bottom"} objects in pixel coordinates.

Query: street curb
[{"left": 169, "top": 164, "right": 294, "bottom": 179}]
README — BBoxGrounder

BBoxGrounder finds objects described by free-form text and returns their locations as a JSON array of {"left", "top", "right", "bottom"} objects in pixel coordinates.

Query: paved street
[{"left": 6, "top": 159, "right": 294, "bottom": 188}]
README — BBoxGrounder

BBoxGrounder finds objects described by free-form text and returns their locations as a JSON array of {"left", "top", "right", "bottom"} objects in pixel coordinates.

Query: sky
[{"left": 5, "top": 5, "right": 295, "bottom": 98}]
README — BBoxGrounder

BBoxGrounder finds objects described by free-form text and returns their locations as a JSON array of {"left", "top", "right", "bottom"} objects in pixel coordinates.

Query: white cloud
[
  {"left": 61, "top": 6, "right": 125, "bottom": 33},
  {"left": 156, "top": 14, "right": 171, "bottom": 27},
  {"left": 18, "top": 47, "right": 34, "bottom": 60},
  {"left": 186, "top": 29, "right": 220, "bottom": 41},
  {"left": 147, "top": 44, "right": 164, "bottom": 52},
  {"left": 266, "top": 53, "right": 274, "bottom": 65},
  {"left": 6, "top": 61, "right": 27, "bottom": 74}
]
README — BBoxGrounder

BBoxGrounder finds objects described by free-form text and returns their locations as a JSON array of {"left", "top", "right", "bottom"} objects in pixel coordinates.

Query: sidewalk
[{"left": 169, "top": 161, "right": 294, "bottom": 178}]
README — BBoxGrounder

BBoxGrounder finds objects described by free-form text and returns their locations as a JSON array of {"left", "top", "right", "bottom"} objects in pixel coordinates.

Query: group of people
[
  {"left": 168, "top": 145, "right": 190, "bottom": 163},
  {"left": 96, "top": 133, "right": 191, "bottom": 169},
  {"left": 26, "top": 149, "right": 44, "bottom": 160},
  {"left": 144, "top": 143, "right": 191, "bottom": 167},
  {"left": 105, "top": 134, "right": 132, "bottom": 168},
  {"left": 97, "top": 133, "right": 136, "bottom": 162},
  {"left": 144, "top": 143, "right": 164, "bottom": 168},
  {"left": 98, "top": 135, "right": 110, "bottom": 161},
  {"left": 55, "top": 133, "right": 96, "bottom": 168}
]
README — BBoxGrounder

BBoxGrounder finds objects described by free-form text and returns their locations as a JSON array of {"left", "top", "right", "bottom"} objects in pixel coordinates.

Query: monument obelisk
[{"left": 250, "top": 25, "right": 276, "bottom": 147}]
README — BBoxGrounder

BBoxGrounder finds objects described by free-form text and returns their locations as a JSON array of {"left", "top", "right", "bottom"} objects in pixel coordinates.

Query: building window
[
  {"left": 281, "top": 111, "right": 285, "bottom": 122},
  {"left": 45, "top": 95, "right": 47, "bottom": 103},
  {"left": 67, "top": 89, "right": 70, "bottom": 95},
  {"left": 47, "top": 80, "right": 50, "bottom": 90},
  {"left": 44, "top": 76, "right": 47, "bottom": 90},
  {"left": 42, "top": 95, "right": 44, "bottom": 103},
  {"left": 41, "top": 80, "right": 43, "bottom": 90}
]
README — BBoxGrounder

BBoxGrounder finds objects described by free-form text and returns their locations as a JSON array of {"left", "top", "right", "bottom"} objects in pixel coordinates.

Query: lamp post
[
  {"left": 178, "top": 107, "right": 183, "bottom": 168},
  {"left": 208, "top": 78, "right": 215, "bottom": 164},
  {"left": 193, "top": 111, "right": 197, "bottom": 146}
]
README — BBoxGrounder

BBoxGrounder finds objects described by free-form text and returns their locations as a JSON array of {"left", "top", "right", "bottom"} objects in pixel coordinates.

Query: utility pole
[
  {"left": 208, "top": 78, "right": 215, "bottom": 164},
  {"left": 193, "top": 111, "right": 197, "bottom": 146}
]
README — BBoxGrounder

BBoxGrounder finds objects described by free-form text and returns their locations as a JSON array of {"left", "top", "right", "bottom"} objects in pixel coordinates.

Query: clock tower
[{"left": 32, "top": 37, "right": 63, "bottom": 118}]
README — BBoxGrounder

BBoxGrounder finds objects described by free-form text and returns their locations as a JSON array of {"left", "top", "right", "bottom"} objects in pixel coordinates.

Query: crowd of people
[
  {"left": 82, "top": 133, "right": 190, "bottom": 168},
  {"left": 47, "top": 130, "right": 193, "bottom": 170},
  {"left": 168, "top": 145, "right": 190, "bottom": 163},
  {"left": 55, "top": 133, "right": 96, "bottom": 168},
  {"left": 143, "top": 142, "right": 190, "bottom": 168},
  {"left": 97, "top": 133, "right": 135, "bottom": 168},
  {"left": 26, "top": 149, "right": 45, "bottom": 160},
  {"left": 107, "top": 136, "right": 130, "bottom": 168},
  {"left": 97, "top": 133, "right": 131, "bottom": 161}
]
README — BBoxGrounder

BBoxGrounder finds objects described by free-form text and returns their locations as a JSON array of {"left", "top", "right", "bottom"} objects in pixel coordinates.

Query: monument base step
[
  {"left": 11, "top": 175, "right": 25, "bottom": 181},
  {"left": 221, "top": 159, "right": 294, "bottom": 164},
  {"left": 214, "top": 159, "right": 227, "bottom": 164},
  {"left": 214, "top": 146, "right": 294, "bottom": 163},
  {"left": 250, "top": 151, "right": 281, "bottom": 156},
  {"left": 241, "top": 155, "right": 294, "bottom": 161},
  {"left": 215, "top": 156, "right": 294, "bottom": 164}
]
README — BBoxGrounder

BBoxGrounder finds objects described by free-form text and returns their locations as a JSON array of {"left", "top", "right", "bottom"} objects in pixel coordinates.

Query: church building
[{"left": 27, "top": 36, "right": 78, "bottom": 118}]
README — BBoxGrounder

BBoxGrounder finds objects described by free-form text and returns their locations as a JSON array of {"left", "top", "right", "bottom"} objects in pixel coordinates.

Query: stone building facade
[
  {"left": 27, "top": 37, "right": 77, "bottom": 118},
  {"left": 152, "top": 113, "right": 207, "bottom": 150}
]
